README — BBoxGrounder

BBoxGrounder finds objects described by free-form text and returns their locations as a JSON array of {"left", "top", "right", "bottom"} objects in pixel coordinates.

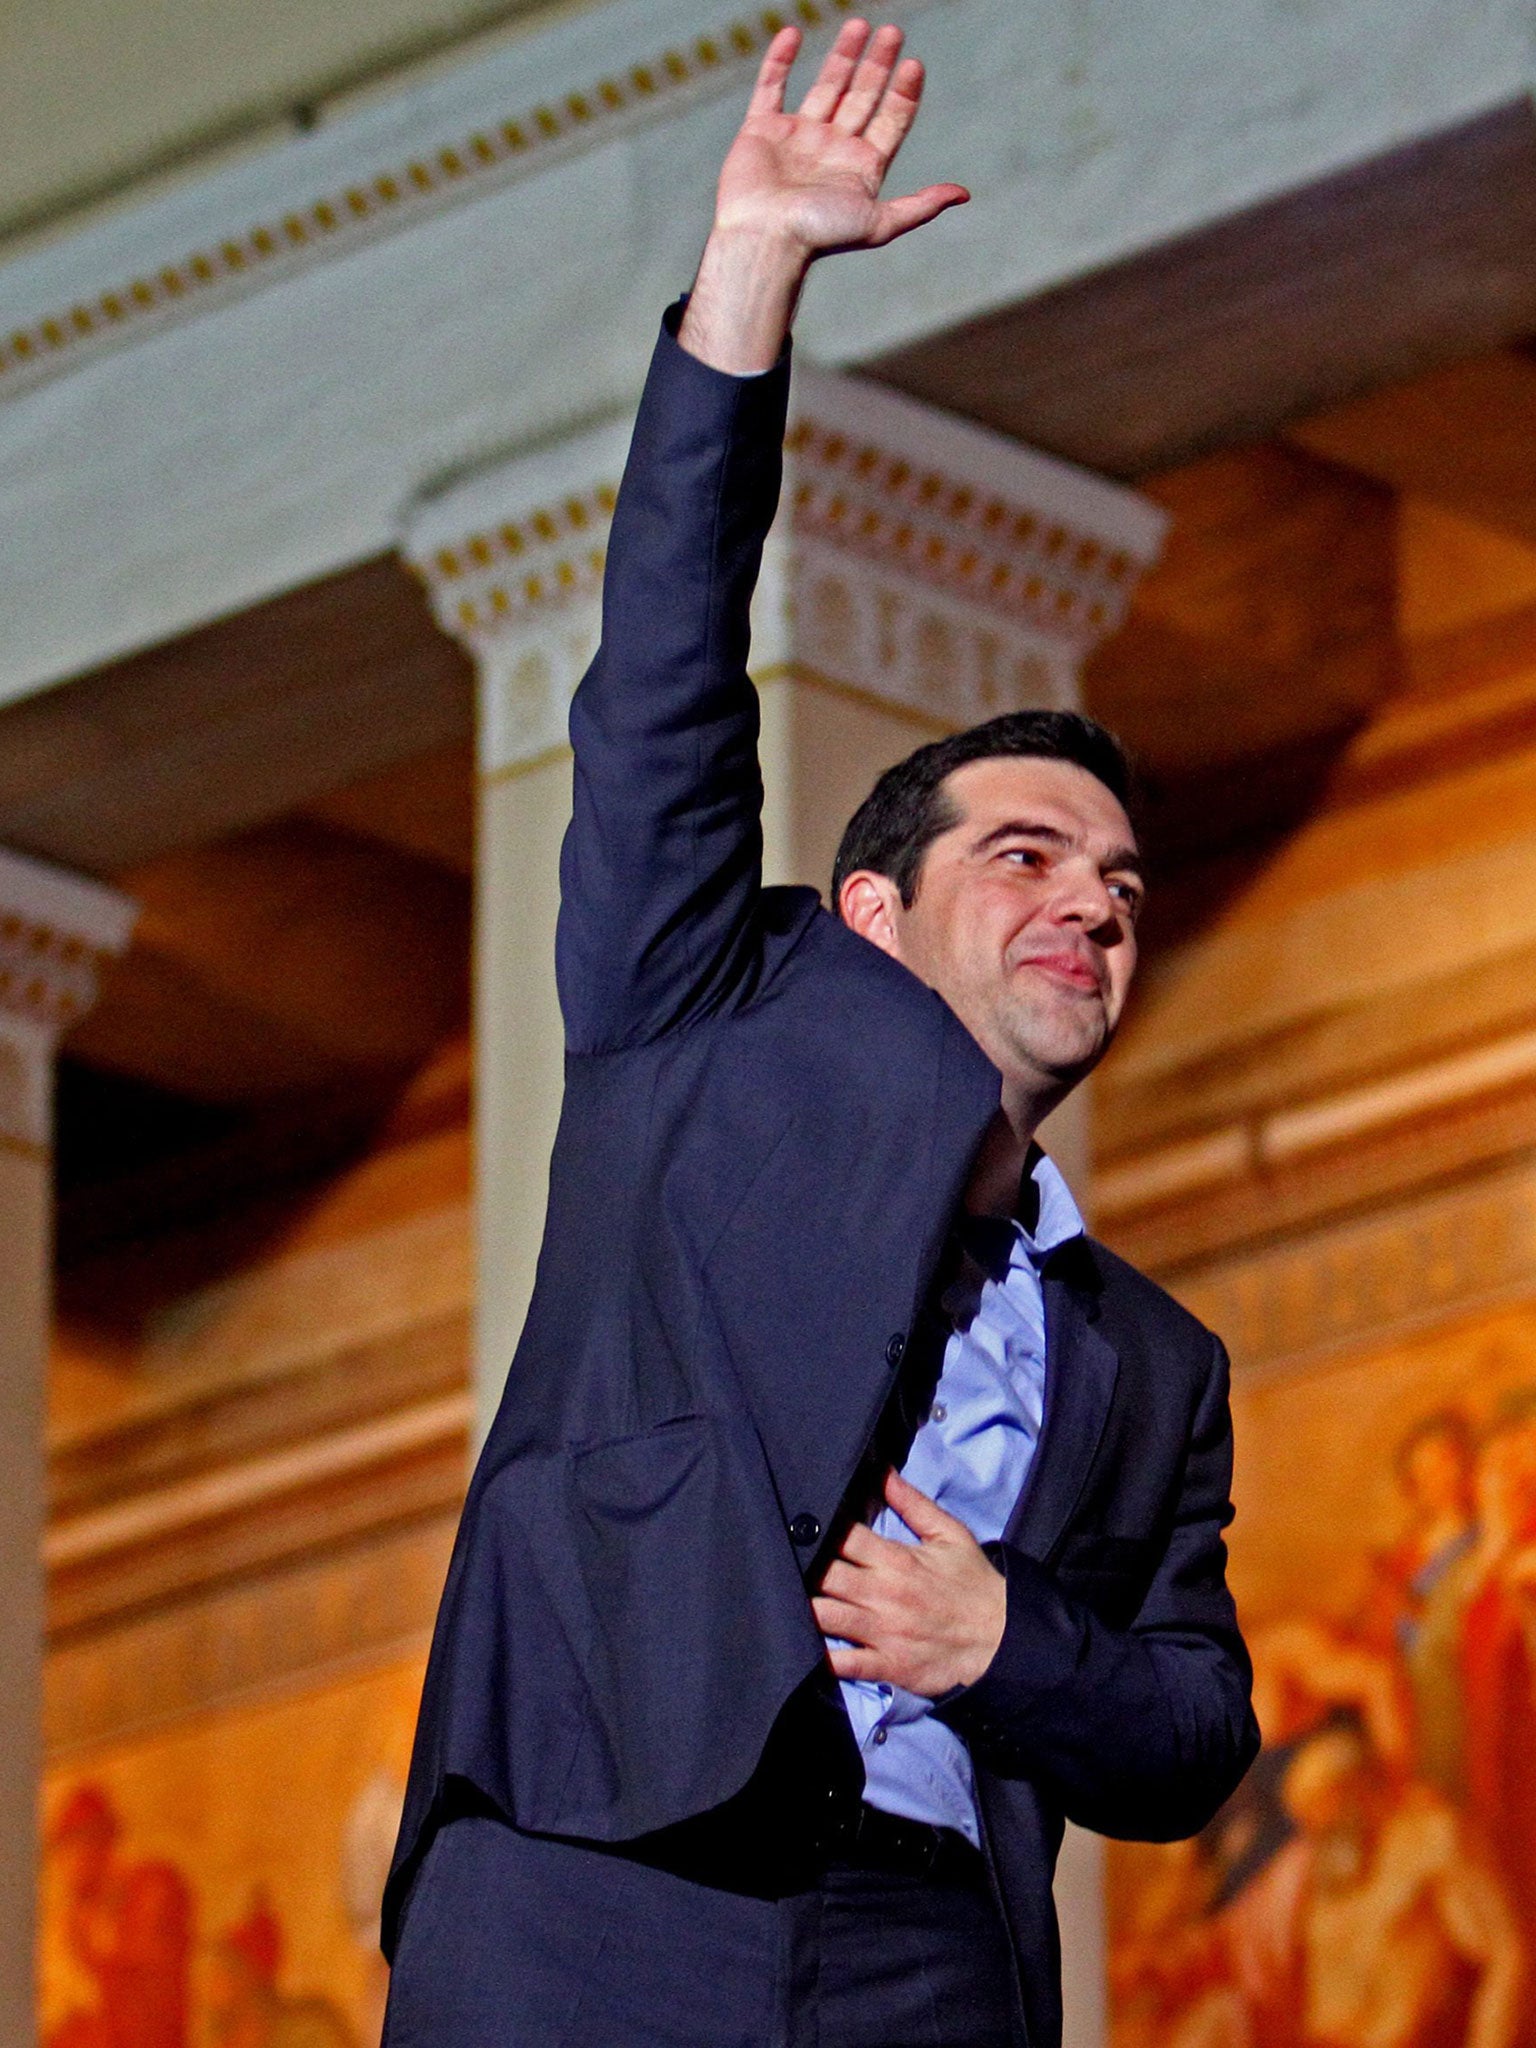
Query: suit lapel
[{"left": 1005, "top": 1252, "right": 1119, "bottom": 1563}]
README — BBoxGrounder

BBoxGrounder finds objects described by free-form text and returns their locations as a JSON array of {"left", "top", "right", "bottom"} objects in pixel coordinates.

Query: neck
[
  {"left": 963, "top": 1067, "right": 1078, "bottom": 1216},
  {"left": 964, "top": 1091, "right": 1036, "bottom": 1217}
]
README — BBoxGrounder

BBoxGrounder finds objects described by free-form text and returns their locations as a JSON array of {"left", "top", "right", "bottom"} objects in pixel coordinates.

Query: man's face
[{"left": 847, "top": 756, "right": 1142, "bottom": 1097}]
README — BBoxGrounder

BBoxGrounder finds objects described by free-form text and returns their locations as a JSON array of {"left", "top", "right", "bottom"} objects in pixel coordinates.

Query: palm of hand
[{"left": 716, "top": 114, "right": 887, "bottom": 253}]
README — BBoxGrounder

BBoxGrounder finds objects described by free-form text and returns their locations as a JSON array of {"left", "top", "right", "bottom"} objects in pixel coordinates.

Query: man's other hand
[
  {"left": 678, "top": 19, "right": 969, "bottom": 375},
  {"left": 812, "top": 1469, "right": 1006, "bottom": 1697}
]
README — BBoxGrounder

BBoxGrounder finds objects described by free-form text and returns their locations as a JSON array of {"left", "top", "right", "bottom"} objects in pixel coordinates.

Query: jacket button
[
  {"left": 885, "top": 1332, "right": 906, "bottom": 1367},
  {"left": 789, "top": 1513, "right": 821, "bottom": 1547}
]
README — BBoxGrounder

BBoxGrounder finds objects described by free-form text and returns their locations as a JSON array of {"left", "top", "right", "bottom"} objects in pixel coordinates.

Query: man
[{"left": 383, "top": 22, "right": 1257, "bottom": 2047}]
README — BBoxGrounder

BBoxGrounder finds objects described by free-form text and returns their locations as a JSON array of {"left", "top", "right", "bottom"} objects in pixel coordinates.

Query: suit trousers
[{"left": 382, "top": 1809, "right": 1026, "bottom": 2048}]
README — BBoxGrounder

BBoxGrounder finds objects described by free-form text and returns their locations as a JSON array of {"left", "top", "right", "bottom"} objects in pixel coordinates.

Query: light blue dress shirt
[{"left": 837, "top": 1149, "right": 1085, "bottom": 1846}]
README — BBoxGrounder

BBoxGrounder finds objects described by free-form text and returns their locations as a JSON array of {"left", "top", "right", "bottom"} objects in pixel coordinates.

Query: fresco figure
[
  {"left": 1108, "top": 1837, "right": 1251, "bottom": 2048},
  {"left": 1279, "top": 1725, "right": 1522, "bottom": 2048},
  {"left": 1462, "top": 1400, "right": 1536, "bottom": 1971},
  {"left": 1110, "top": 1363, "right": 1536, "bottom": 2048},
  {"left": 1366, "top": 1413, "right": 1481, "bottom": 1801},
  {"left": 205, "top": 1895, "right": 358, "bottom": 2048},
  {"left": 42, "top": 1783, "right": 193, "bottom": 2048}
]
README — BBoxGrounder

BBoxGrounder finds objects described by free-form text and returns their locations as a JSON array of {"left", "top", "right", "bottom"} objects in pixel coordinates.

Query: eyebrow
[{"left": 971, "top": 819, "right": 1146, "bottom": 882}]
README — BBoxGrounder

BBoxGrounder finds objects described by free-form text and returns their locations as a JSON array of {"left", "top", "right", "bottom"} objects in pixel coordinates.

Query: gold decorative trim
[
  {"left": 786, "top": 413, "right": 1142, "bottom": 645},
  {"left": 418, "top": 481, "right": 616, "bottom": 638},
  {"left": 0, "top": 0, "right": 865, "bottom": 396},
  {"left": 0, "top": 906, "right": 99, "bottom": 1033}
]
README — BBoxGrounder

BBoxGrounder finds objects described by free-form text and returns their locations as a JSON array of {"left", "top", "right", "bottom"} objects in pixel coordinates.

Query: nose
[{"left": 1049, "top": 857, "right": 1122, "bottom": 942}]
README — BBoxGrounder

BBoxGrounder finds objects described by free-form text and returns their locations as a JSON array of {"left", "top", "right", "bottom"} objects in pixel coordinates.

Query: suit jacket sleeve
[
  {"left": 556, "top": 303, "right": 791, "bottom": 1054},
  {"left": 939, "top": 1332, "right": 1259, "bottom": 1840}
]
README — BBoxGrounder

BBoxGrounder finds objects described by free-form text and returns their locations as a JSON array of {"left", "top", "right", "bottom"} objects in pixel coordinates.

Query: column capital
[
  {"left": 404, "top": 416, "right": 631, "bottom": 777},
  {"left": 403, "top": 369, "right": 1166, "bottom": 774},
  {"left": 0, "top": 847, "right": 135, "bottom": 1148},
  {"left": 772, "top": 364, "right": 1166, "bottom": 723}
]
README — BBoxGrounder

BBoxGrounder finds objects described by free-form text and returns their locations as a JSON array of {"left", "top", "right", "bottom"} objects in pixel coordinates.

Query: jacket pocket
[{"left": 553, "top": 1410, "right": 823, "bottom": 1835}]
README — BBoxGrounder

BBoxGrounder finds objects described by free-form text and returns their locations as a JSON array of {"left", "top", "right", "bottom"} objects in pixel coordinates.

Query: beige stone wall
[{"left": 474, "top": 752, "right": 569, "bottom": 1435}]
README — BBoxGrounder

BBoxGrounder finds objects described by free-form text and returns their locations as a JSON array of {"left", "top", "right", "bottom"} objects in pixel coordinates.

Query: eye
[
  {"left": 1108, "top": 878, "right": 1144, "bottom": 919},
  {"left": 1000, "top": 845, "right": 1047, "bottom": 869}
]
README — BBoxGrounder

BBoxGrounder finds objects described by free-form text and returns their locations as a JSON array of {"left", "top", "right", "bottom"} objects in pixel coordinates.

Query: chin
[{"left": 1008, "top": 1016, "right": 1108, "bottom": 1083}]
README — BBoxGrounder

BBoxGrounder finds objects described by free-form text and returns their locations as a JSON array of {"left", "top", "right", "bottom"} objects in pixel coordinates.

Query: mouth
[{"left": 1019, "top": 951, "right": 1103, "bottom": 995}]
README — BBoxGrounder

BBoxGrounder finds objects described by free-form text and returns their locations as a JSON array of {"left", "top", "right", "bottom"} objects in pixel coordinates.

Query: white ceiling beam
[{"left": 0, "top": 0, "right": 1530, "bottom": 705}]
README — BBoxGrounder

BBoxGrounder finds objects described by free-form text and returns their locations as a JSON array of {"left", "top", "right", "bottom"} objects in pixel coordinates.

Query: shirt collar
[
  {"left": 956, "top": 1145, "right": 1085, "bottom": 1277},
  {"left": 1022, "top": 1146, "right": 1085, "bottom": 1262}
]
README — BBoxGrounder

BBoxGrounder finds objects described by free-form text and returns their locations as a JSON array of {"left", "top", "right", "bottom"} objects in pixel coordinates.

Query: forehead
[{"left": 938, "top": 754, "right": 1136, "bottom": 851}]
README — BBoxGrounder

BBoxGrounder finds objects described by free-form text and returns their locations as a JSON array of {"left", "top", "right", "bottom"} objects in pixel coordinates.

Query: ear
[{"left": 837, "top": 870, "right": 905, "bottom": 958}]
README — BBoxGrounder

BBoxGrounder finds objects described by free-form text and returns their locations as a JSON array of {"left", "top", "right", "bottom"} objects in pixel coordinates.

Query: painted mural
[
  {"left": 39, "top": 1658, "right": 422, "bottom": 2048},
  {"left": 1108, "top": 1302, "right": 1536, "bottom": 2048}
]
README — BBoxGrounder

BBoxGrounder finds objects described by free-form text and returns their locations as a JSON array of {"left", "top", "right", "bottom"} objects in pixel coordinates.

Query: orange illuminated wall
[
  {"left": 1096, "top": 350, "right": 1536, "bottom": 2048},
  {"left": 41, "top": 1041, "right": 470, "bottom": 2047}
]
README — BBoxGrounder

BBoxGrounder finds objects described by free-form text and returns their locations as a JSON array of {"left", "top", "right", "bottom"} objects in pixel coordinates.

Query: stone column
[
  {"left": 0, "top": 848, "right": 134, "bottom": 2047},
  {"left": 405, "top": 372, "right": 1162, "bottom": 2048}
]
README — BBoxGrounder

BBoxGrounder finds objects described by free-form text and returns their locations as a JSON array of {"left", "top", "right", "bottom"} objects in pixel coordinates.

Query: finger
[
  {"left": 868, "top": 183, "right": 970, "bottom": 247},
  {"left": 745, "top": 24, "right": 802, "bottom": 118},
  {"left": 798, "top": 17, "right": 872, "bottom": 121},
  {"left": 825, "top": 1644, "right": 890, "bottom": 1682},
  {"left": 817, "top": 1558, "right": 867, "bottom": 1601},
  {"left": 839, "top": 1520, "right": 904, "bottom": 1566},
  {"left": 831, "top": 23, "right": 904, "bottom": 134},
  {"left": 884, "top": 1467, "right": 965, "bottom": 1540},
  {"left": 812, "top": 1595, "right": 872, "bottom": 1640},
  {"left": 862, "top": 56, "right": 926, "bottom": 163}
]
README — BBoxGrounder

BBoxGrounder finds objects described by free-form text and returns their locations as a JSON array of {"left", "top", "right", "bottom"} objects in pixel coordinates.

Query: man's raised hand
[
  {"left": 678, "top": 19, "right": 968, "bottom": 375},
  {"left": 721, "top": 20, "right": 967, "bottom": 258}
]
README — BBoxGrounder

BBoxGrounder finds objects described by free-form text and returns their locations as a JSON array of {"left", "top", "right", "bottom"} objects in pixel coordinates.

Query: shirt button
[
  {"left": 930, "top": 1401, "right": 948, "bottom": 1424},
  {"left": 885, "top": 1332, "right": 906, "bottom": 1367},
  {"left": 872, "top": 1728, "right": 889, "bottom": 1746},
  {"left": 788, "top": 1513, "right": 821, "bottom": 1547}
]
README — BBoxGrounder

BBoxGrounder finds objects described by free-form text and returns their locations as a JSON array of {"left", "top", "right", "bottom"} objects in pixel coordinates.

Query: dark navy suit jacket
[{"left": 386, "top": 305, "right": 1259, "bottom": 2048}]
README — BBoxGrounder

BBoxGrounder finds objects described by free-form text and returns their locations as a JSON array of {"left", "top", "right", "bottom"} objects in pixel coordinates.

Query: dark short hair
[{"left": 831, "top": 709, "right": 1134, "bottom": 910}]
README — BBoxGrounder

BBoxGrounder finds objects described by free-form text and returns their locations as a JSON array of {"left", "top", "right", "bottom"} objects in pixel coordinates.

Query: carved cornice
[
  {"left": 44, "top": 1513, "right": 456, "bottom": 1757},
  {"left": 44, "top": 1152, "right": 471, "bottom": 1749},
  {"left": 1171, "top": 1155, "right": 1536, "bottom": 1382},
  {"left": 405, "top": 371, "right": 1164, "bottom": 772},
  {"left": 405, "top": 415, "right": 629, "bottom": 772},
  {"left": 0, "top": 848, "right": 135, "bottom": 1147},
  {"left": 0, "top": 0, "right": 934, "bottom": 401},
  {"left": 771, "top": 363, "right": 1164, "bottom": 725},
  {"left": 1097, "top": 1022, "right": 1536, "bottom": 1228},
  {"left": 787, "top": 366, "right": 1162, "bottom": 648}
]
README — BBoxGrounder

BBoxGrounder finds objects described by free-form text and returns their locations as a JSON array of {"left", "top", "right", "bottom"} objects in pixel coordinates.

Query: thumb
[
  {"left": 884, "top": 1467, "right": 963, "bottom": 1542},
  {"left": 869, "top": 183, "right": 970, "bottom": 247}
]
